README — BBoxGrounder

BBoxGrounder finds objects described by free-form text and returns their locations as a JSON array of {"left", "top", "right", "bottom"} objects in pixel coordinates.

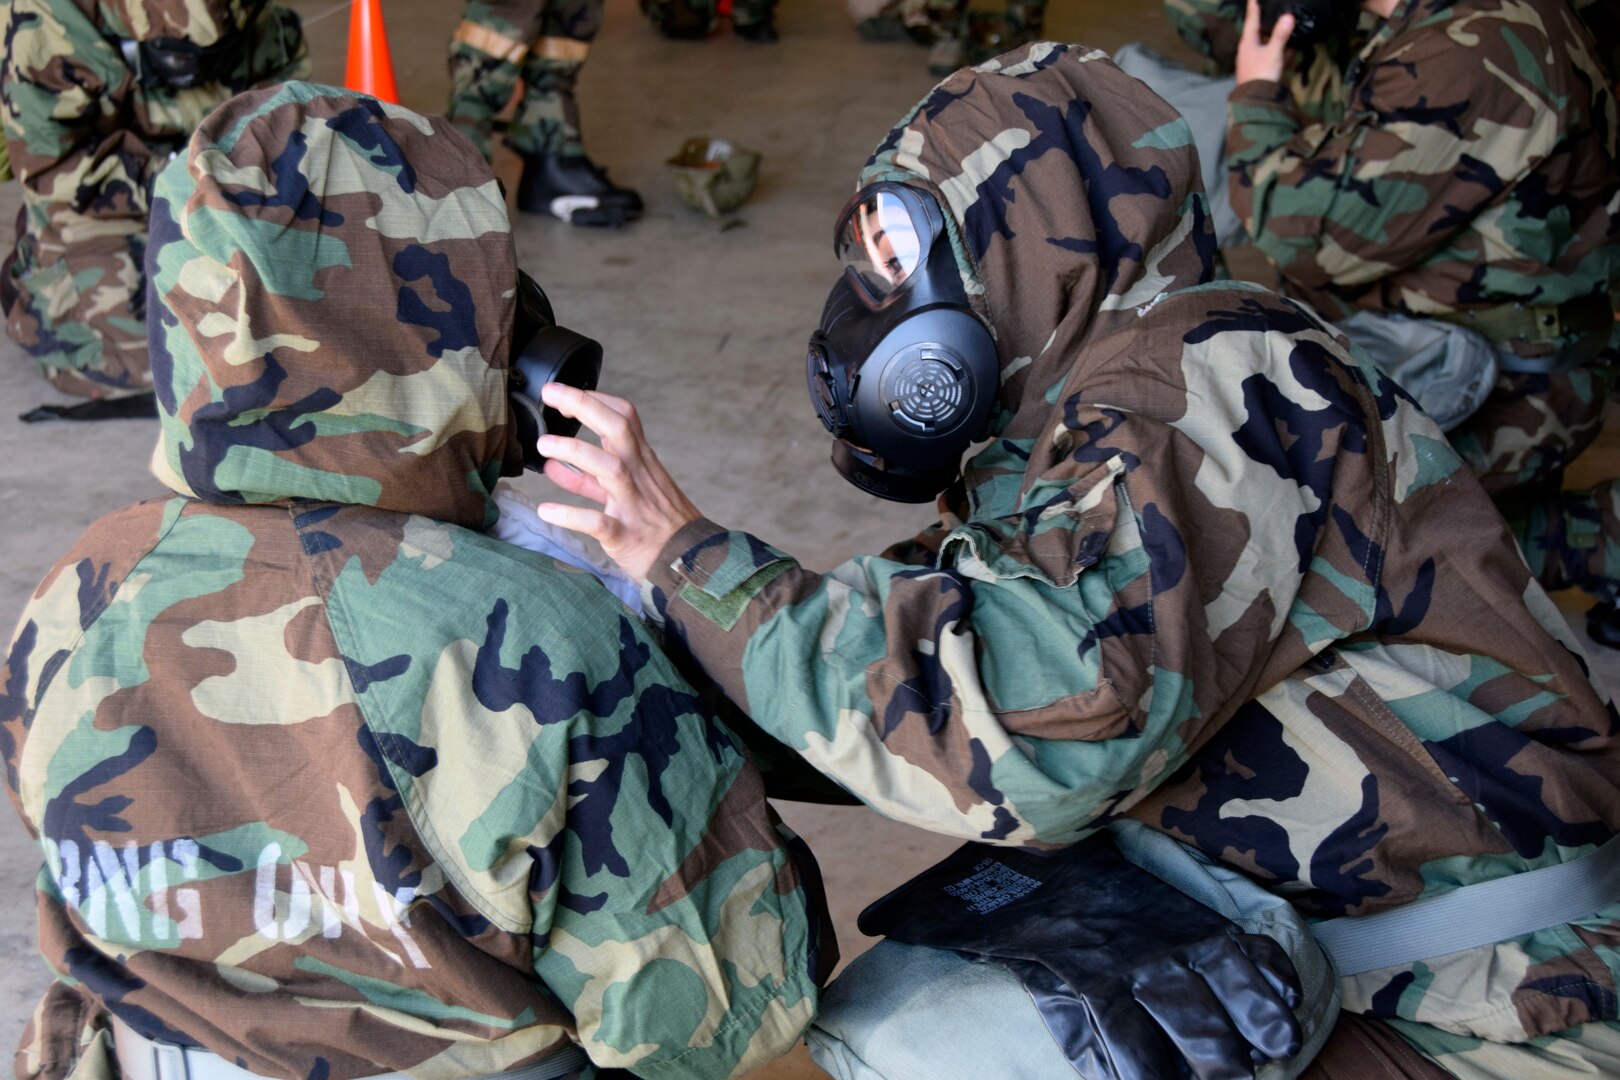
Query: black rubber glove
[{"left": 858, "top": 835, "right": 1304, "bottom": 1080}]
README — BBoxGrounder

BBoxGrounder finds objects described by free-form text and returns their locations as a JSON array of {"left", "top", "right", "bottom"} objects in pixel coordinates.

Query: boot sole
[{"left": 515, "top": 193, "right": 643, "bottom": 227}]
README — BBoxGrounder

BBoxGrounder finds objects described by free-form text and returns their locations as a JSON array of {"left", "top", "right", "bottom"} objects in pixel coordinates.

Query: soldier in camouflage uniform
[
  {"left": 0, "top": 0, "right": 305, "bottom": 406},
  {"left": 531, "top": 42, "right": 1620, "bottom": 1077},
  {"left": 447, "top": 0, "right": 645, "bottom": 226},
  {"left": 1179, "top": 0, "right": 1620, "bottom": 646},
  {"left": 0, "top": 82, "right": 828, "bottom": 1080}
]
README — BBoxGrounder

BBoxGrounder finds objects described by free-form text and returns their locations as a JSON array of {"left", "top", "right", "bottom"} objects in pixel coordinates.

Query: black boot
[
  {"left": 733, "top": 17, "right": 778, "bottom": 42},
  {"left": 642, "top": 0, "right": 712, "bottom": 39},
  {"left": 516, "top": 153, "right": 643, "bottom": 227},
  {"left": 1587, "top": 601, "right": 1620, "bottom": 650}
]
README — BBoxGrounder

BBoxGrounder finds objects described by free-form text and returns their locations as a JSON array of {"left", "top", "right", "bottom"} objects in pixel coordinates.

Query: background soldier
[
  {"left": 1225, "top": 0, "right": 1620, "bottom": 641},
  {"left": 1165, "top": 0, "right": 1620, "bottom": 645},
  {"left": 0, "top": 0, "right": 305, "bottom": 411},
  {"left": 447, "top": 0, "right": 642, "bottom": 226}
]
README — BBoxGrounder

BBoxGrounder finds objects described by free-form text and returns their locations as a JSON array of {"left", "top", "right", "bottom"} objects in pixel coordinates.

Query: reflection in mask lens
[{"left": 836, "top": 191, "right": 924, "bottom": 302}]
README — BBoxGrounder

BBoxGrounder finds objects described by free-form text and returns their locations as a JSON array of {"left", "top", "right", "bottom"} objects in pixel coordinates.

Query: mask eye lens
[{"left": 836, "top": 190, "right": 926, "bottom": 305}]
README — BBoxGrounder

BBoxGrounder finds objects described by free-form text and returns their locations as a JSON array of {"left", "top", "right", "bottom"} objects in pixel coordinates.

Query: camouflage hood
[
  {"left": 147, "top": 82, "right": 522, "bottom": 530},
  {"left": 857, "top": 42, "right": 1217, "bottom": 499},
  {"left": 108, "top": 0, "right": 272, "bottom": 45}
]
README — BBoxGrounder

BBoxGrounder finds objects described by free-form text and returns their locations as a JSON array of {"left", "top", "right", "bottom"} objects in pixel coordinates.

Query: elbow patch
[
  {"left": 670, "top": 531, "right": 794, "bottom": 631},
  {"left": 677, "top": 562, "right": 792, "bottom": 631}
]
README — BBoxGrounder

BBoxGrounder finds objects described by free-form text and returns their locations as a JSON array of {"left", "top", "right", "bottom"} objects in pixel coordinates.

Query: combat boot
[
  {"left": 517, "top": 153, "right": 644, "bottom": 227},
  {"left": 1587, "top": 601, "right": 1620, "bottom": 650},
  {"left": 734, "top": 17, "right": 778, "bottom": 41}
]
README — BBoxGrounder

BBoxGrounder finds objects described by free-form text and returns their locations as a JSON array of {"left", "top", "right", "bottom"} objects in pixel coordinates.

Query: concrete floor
[{"left": 2, "top": 2, "right": 1618, "bottom": 1077}]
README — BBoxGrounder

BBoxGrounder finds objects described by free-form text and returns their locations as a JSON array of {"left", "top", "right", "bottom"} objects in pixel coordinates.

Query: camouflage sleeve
[
  {"left": 1224, "top": 18, "right": 1564, "bottom": 297},
  {"left": 1164, "top": 0, "right": 1242, "bottom": 71},
  {"left": 645, "top": 519, "right": 1098, "bottom": 845},
  {"left": 645, "top": 421, "right": 1308, "bottom": 849},
  {"left": 1, "top": 0, "right": 150, "bottom": 219},
  {"left": 323, "top": 529, "right": 823, "bottom": 1079}
]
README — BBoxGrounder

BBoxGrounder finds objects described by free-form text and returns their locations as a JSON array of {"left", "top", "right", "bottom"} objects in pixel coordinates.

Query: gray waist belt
[
  {"left": 111, "top": 1016, "right": 588, "bottom": 1080},
  {"left": 1309, "top": 832, "right": 1620, "bottom": 977}
]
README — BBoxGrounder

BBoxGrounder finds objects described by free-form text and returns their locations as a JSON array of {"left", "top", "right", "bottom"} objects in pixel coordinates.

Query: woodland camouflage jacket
[
  {"left": 0, "top": 84, "right": 821, "bottom": 1080},
  {"left": 0, "top": 0, "right": 305, "bottom": 395},
  {"left": 641, "top": 43, "right": 1620, "bottom": 1065},
  {"left": 1215, "top": 0, "right": 1620, "bottom": 355}
]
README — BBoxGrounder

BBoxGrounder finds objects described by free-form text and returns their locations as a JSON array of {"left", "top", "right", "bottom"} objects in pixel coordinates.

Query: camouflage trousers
[
  {"left": 447, "top": 0, "right": 602, "bottom": 160},
  {"left": 1450, "top": 360, "right": 1620, "bottom": 603}
]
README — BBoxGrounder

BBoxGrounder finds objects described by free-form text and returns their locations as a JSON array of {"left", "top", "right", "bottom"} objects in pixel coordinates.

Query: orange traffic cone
[{"left": 345, "top": 0, "right": 399, "bottom": 105}]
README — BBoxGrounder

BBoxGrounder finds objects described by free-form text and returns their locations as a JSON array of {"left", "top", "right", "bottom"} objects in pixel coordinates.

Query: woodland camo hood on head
[
  {"left": 110, "top": 0, "right": 278, "bottom": 46},
  {"left": 858, "top": 42, "right": 1218, "bottom": 452},
  {"left": 146, "top": 82, "right": 522, "bottom": 530}
]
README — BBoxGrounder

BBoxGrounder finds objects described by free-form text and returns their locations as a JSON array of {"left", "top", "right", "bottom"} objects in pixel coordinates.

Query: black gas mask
[
  {"left": 805, "top": 183, "right": 999, "bottom": 503},
  {"left": 1259, "top": 0, "right": 1350, "bottom": 48},
  {"left": 117, "top": 0, "right": 270, "bottom": 90},
  {"left": 509, "top": 271, "right": 603, "bottom": 471}
]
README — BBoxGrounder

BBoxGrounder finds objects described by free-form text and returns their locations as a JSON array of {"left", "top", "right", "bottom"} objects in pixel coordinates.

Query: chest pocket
[
  {"left": 940, "top": 455, "right": 1127, "bottom": 589},
  {"left": 934, "top": 457, "right": 1138, "bottom": 732}
]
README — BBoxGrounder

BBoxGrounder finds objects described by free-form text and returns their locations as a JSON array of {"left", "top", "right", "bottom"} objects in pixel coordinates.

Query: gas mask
[
  {"left": 509, "top": 271, "right": 603, "bottom": 471},
  {"left": 1259, "top": 0, "right": 1349, "bottom": 48},
  {"left": 805, "top": 183, "right": 999, "bottom": 503}
]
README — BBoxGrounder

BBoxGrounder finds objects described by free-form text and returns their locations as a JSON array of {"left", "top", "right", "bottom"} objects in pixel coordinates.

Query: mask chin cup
[
  {"left": 831, "top": 440, "right": 955, "bottom": 504},
  {"left": 511, "top": 325, "right": 604, "bottom": 471}
]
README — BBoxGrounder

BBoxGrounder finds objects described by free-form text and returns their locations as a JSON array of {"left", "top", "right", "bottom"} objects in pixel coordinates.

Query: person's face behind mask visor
[{"left": 805, "top": 183, "right": 1000, "bottom": 504}]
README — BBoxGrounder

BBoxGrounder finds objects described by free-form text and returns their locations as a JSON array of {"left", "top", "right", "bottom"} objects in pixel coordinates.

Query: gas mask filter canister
[{"left": 508, "top": 271, "right": 604, "bottom": 471}]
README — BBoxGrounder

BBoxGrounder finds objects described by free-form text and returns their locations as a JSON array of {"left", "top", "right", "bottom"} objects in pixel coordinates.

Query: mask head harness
[
  {"left": 1258, "top": 0, "right": 1351, "bottom": 48},
  {"left": 509, "top": 271, "right": 603, "bottom": 471},
  {"left": 805, "top": 182, "right": 998, "bottom": 503}
]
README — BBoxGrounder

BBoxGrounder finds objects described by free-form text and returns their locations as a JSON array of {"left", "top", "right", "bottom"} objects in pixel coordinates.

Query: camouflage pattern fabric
[
  {"left": 634, "top": 42, "right": 1620, "bottom": 1075},
  {"left": 0, "top": 0, "right": 306, "bottom": 399},
  {"left": 1224, "top": 0, "right": 1619, "bottom": 349},
  {"left": 1222, "top": 0, "right": 1620, "bottom": 602},
  {"left": 447, "top": 0, "right": 604, "bottom": 161},
  {"left": 1, "top": 82, "right": 823, "bottom": 1080}
]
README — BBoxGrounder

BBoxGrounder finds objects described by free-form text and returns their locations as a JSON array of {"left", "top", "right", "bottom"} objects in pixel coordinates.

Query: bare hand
[
  {"left": 1235, "top": 0, "right": 1295, "bottom": 85},
  {"left": 532, "top": 384, "right": 702, "bottom": 583}
]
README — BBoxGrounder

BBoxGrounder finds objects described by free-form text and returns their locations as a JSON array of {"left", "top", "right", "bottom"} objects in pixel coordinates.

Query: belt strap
[
  {"left": 1433, "top": 292, "right": 1614, "bottom": 348},
  {"left": 1310, "top": 833, "right": 1620, "bottom": 977},
  {"left": 111, "top": 1017, "right": 588, "bottom": 1080}
]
